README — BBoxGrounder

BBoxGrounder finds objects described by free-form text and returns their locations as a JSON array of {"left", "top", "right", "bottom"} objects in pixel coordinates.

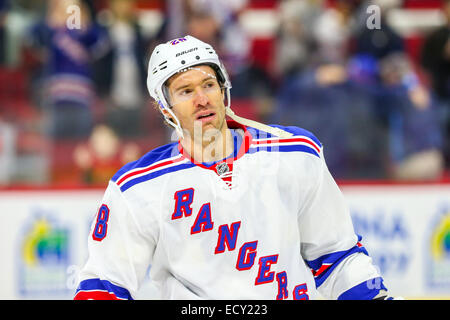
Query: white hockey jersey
[{"left": 74, "top": 121, "right": 387, "bottom": 300}]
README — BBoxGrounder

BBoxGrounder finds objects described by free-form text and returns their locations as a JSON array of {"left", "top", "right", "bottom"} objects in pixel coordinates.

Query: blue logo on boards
[{"left": 350, "top": 208, "right": 411, "bottom": 276}]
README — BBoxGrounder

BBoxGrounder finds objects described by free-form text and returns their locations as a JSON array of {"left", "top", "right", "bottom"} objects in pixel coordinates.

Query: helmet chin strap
[
  {"left": 159, "top": 101, "right": 184, "bottom": 139},
  {"left": 225, "top": 107, "right": 293, "bottom": 138},
  {"left": 166, "top": 105, "right": 293, "bottom": 141},
  {"left": 220, "top": 87, "right": 292, "bottom": 138}
]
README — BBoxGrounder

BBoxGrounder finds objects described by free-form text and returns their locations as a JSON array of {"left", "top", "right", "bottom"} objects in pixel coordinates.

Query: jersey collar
[{"left": 177, "top": 120, "right": 252, "bottom": 171}]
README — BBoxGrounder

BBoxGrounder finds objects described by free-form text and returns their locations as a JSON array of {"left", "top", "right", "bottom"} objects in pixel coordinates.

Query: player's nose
[{"left": 192, "top": 86, "right": 209, "bottom": 107}]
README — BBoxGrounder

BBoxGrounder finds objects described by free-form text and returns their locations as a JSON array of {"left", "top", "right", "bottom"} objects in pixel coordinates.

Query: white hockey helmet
[
  {"left": 147, "top": 35, "right": 293, "bottom": 139},
  {"left": 147, "top": 35, "right": 232, "bottom": 137}
]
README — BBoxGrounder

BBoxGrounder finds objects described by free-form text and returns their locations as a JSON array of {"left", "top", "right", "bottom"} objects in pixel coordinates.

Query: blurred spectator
[
  {"left": 311, "top": 0, "right": 361, "bottom": 64},
  {"left": 274, "top": 0, "right": 323, "bottom": 78},
  {"left": 93, "top": 0, "right": 150, "bottom": 138},
  {"left": 421, "top": 0, "right": 450, "bottom": 168},
  {"left": 184, "top": 0, "right": 275, "bottom": 121},
  {"left": 0, "top": 0, "right": 442, "bottom": 185},
  {"left": 377, "top": 53, "right": 444, "bottom": 180},
  {"left": 353, "top": 0, "right": 404, "bottom": 60},
  {"left": 2, "top": 0, "right": 45, "bottom": 68},
  {"left": 162, "top": 0, "right": 188, "bottom": 40},
  {"left": 272, "top": 55, "right": 386, "bottom": 179},
  {"left": 73, "top": 123, "right": 141, "bottom": 185},
  {"left": 25, "top": 0, "right": 108, "bottom": 140},
  {"left": 185, "top": 0, "right": 250, "bottom": 84}
]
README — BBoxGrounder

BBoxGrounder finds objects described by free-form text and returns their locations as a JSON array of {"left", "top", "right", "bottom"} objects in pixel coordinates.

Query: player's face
[{"left": 165, "top": 65, "right": 227, "bottom": 140}]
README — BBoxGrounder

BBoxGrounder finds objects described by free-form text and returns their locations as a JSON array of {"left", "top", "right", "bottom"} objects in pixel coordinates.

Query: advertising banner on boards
[{"left": 343, "top": 185, "right": 450, "bottom": 299}]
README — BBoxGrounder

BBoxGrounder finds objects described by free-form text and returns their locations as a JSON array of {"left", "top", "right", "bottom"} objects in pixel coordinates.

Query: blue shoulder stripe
[
  {"left": 248, "top": 144, "right": 320, "bottom": 158},
  {"left": 112, "top": 142, "right": 179, "bottom": 183},
  {"left": 119, "top": 162, "right": 196, "bottom": 192}
]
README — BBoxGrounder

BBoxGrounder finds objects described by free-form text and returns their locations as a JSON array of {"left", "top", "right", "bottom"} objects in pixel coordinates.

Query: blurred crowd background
[{"left": 0, "top": 0, "right": 450, "bottom": 187}]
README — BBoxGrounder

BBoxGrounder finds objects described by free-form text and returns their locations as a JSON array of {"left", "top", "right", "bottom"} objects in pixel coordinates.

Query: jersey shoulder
[
  {"left": 246, "top": 124, "right": 323, "bottom": 159},
  {"left": 111, "top": 142, "right": 179, "bottom": 184},
  {"left": 271, "top": 124, "right": 322, "bottom": 148},
  {"left": 245, "top": 124, "right": 326, "bottom": 183},
  {"left": 247, "top": 124, "right": 322, "bottom": 148}
]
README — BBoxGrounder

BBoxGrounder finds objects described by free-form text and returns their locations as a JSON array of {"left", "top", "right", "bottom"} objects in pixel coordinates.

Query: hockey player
[{"left": 74, "top": 35, "right": 394, "bottom": 300}]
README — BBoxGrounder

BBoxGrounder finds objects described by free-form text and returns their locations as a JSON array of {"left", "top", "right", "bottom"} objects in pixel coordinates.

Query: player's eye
[
  {"left": 203, "top": 81, "right": 219, "bottom": 91},
  {"left": 179, "top": 88, "right": 193, "bottom": 96}
]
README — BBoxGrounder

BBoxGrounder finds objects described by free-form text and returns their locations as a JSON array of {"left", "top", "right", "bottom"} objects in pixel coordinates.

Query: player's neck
[{"left": 181, "top": 125, "right": 234, "bottom": 163}]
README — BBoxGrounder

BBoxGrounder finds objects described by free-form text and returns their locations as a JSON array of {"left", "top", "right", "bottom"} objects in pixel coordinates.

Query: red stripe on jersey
[
  {"left": 311, "top": 263, "right": 332, "bottom": 278},
  {"left": 116, "top": 156, "right": 184, "bottom": 185},
  {"left": 254, "top": 137, "right": 321, "bottom": 153},
  {"left": 74, "top": 290, "right": 123, "bottom": 300}
]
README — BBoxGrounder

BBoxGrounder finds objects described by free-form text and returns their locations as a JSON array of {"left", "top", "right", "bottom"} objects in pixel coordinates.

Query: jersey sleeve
[
  {"left": 74, "top": 181, "right": 157, "bottom": 300},
  {"left": 298, "top": 144, "right": 388, "bottom": 300}
]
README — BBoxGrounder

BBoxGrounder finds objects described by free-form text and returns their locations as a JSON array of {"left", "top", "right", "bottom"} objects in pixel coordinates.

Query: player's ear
[
  {"left": 152, "top": 101, "right": 174, "bottom": 125},
  {"left": 161, "top": 108, "right": 175, "bottom": 123}
]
